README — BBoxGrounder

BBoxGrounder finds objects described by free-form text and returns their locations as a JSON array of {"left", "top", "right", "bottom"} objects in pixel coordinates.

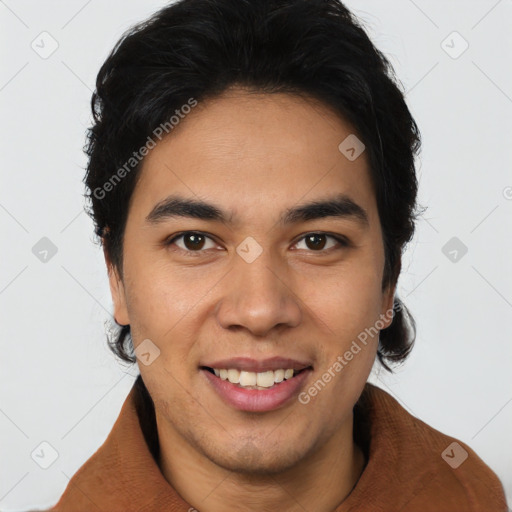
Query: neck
[{"left": 157, "top": 411, "right": 366, "bottom": 512}]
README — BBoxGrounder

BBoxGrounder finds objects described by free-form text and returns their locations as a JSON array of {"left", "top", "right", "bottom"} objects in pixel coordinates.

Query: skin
[{"left": 107, "top": 86, "right": 395, "bottom": 512}]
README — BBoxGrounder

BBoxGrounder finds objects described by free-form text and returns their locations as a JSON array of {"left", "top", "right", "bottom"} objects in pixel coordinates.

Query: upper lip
[{"left": 201, "top": 356, "right": 313, "bottom": 373}]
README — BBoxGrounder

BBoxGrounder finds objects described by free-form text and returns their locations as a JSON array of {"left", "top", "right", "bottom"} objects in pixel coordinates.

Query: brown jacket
[{"left": 38, "top": 376, "right": 507, "bottom": 511}]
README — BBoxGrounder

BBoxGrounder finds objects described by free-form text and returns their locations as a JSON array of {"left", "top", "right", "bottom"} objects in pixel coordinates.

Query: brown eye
[
  {"left": 304, "top": 233, "right": 327, "bottom": 250},
  {"left": 294, "top": 233, "right": 348, "bottom": 252},
  {"left": 182, "top": 233, "right": 206, "bottom": 250},
  {"left": 167, "top": 232, "right": 217, "bottom": 252}
]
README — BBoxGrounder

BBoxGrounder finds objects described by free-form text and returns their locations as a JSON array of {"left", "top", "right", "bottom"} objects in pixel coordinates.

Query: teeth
[
  {"left": 211, "top": 368, "right": 298, "bottom": 388},
  {"left": 256, "top": 371, "right": 275, "bottom": 388},
  {"left": 239, "top": 371, "right": 257, "bottom": 386},
  {"left": 227, "top": 368, "right": 240, "bottom": 383}
]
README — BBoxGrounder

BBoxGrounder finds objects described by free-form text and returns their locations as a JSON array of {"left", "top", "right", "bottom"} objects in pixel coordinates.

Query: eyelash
[{"left": 164, "top": 231, "right": 349, "bottom": 256}]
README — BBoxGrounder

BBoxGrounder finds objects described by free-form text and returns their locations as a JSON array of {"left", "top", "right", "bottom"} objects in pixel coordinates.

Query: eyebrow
[{"left": 145, "top": 193, "right": 369, "bottom": 228}]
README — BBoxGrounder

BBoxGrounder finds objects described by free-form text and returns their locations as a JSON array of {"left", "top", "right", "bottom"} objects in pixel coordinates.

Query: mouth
[
  {"left": 200, "top": 366, "right": 312, "bottom": 390},
  {"left": 200, "top": 365, "right": 314, "bottom": 412}
]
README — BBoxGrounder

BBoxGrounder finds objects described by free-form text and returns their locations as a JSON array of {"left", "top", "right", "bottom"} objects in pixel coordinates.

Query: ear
[
  {"left": 103, "top": 247, "right": 130, "bottom": 325},
  {"left": 380, "top": 281, "right": 396, "bottom": 330}
]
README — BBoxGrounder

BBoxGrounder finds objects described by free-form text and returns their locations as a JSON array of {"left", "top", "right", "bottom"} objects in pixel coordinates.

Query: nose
[{"left": 215, "top": 248, "right": 302, "bottom": 337}]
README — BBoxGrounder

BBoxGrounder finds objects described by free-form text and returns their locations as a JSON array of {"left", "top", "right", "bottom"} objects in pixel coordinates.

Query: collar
[{"left": 47, "top": 375, "right": 506, "bottom": 511}]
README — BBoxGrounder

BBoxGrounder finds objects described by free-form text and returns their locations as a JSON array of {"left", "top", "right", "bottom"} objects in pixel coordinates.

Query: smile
[{"left": 200, "top": 366, "right": 313, "bottom": 412}]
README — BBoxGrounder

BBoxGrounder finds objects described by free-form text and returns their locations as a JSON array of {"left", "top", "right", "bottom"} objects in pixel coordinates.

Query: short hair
[{"left": 85, "top": 0, "right": 423, "bottom": 372}]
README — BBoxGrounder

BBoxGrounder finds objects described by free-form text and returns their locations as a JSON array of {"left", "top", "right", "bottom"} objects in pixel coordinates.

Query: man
[{"left": 42, "top": 0, "right": 507, "bottom": 510}]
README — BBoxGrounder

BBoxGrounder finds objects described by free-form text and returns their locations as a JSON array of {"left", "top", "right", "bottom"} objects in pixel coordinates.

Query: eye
[
  {"left": 165, "top": 231, "right": 349, "bottom": 256},
  {"left": 293, "top": 233, "right": 348, "bottom": 252},
  {"left": 166, "top": 231, "right": 218, "bottom": 253}
]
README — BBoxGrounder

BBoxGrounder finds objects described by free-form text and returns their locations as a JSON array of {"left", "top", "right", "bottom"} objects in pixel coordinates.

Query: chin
[{"left": 204, "top": 439, "right": 307, "bottom": 476}]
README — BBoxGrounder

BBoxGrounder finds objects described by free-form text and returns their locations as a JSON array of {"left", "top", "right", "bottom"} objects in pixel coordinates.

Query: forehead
[{"left": 131, "top": 88, "right": 377, "bottom": 225}]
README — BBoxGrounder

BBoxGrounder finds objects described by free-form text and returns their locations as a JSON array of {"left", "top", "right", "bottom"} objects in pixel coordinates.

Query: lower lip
[{"left": 201, "top": 368, "right": 312, "bottom": 412}]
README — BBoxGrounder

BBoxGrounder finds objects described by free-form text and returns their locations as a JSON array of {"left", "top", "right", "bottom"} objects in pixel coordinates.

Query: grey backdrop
[{"left": 1, "top": 0, "right": 511, "bottom": 510}]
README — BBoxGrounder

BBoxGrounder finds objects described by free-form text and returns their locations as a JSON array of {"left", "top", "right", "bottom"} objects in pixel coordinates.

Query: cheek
[
  {"left": 122, "top": 254, "right": 219, "bottom": 350},
  {"left": 120, "top": 257, "right": 179, "bottom": 340},
  {"left": 302, "top": 264, "right": 383, "bottom": 342}
]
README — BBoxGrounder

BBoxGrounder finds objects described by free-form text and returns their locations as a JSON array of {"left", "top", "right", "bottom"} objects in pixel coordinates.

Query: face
[{"left": 108, "top": 87, "right": 395, "bottom": 476}]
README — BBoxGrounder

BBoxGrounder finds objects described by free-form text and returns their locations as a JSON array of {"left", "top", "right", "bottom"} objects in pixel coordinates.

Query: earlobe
[{"left": 103, "top": 247, "right": 130, "bottom": 326}]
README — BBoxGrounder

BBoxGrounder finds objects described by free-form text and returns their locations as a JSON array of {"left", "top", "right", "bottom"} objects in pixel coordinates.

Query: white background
[{"left": 1, "top": 0, "right": 511, "bottom": 510}]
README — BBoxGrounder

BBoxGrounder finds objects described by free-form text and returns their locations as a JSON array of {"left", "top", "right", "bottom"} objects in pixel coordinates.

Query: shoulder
[{"left": 352, "top": 383, "right": 507, "bottom": 511}]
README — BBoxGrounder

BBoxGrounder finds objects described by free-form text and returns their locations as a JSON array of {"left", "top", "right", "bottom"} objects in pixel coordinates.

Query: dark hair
[{"left": 85, "top": 0, "right": 423, "bottom": 373}]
